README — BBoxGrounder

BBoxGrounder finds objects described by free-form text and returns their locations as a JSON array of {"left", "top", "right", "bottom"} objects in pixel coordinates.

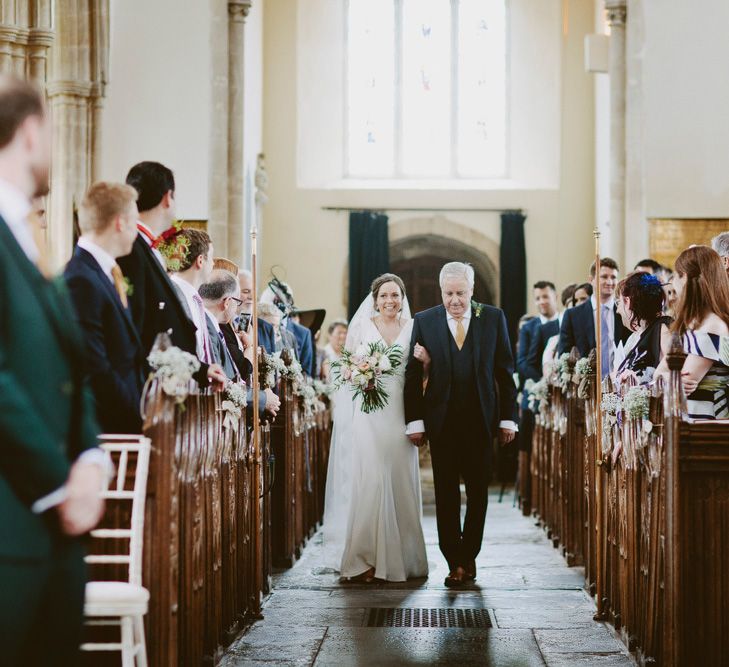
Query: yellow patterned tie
[
  {"left": 111, "top": 264, "right": 129, "bottom": 308},
  {"left": 455, "top": 319, "right": 466, "bottom": 350}
]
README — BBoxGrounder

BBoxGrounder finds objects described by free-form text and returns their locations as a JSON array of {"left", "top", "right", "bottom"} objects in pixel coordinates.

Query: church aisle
[{"left": 221, "top": 491, "right": 634, "bottom": 666}]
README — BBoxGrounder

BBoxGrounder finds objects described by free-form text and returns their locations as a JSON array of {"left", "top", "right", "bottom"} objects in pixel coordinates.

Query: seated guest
[
  {"left": 169, "top": 228, "right": 215, "bottom": 363},
  {"left": 201, "top": 270, "right": 281, "bottom": 417},
  {"left": 613, "top": 272, "right": 672, "bottom": 386},
  {"left": 711, "top": 231, "right": 729, "bottom": 278},
  {"left": 656, "top": 246, "right": 729, "bottom": 419},
  {"left": 119, "top": 161, "right": 225, "bottom": 389},
  {"left": 237, "top": 269, "right": 276, "bottom": 354},
  {"left": 64, "top": 182, "right": 144, "bottom": 433},
  {"left": 572, "top": 282, "right": 592, "bottom": 307},
  {"left": 634, "top": 258, "right": 663, "bottom": 275},
  {"left": 558, "top": 257, "right": 632, "bottom": 377}
]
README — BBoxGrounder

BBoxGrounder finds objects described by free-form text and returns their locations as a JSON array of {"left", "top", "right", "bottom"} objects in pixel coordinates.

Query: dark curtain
[
  {"left": 348, "top": 211, "right": 390, "bottom": 318},
  {"left": 499, "top": 211, "right": 527, "bottom": 351}
]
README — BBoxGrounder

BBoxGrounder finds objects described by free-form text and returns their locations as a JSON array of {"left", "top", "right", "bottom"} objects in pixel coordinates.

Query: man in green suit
[{"left": 0, "top": 75, "right": 107, "bottom": 665}]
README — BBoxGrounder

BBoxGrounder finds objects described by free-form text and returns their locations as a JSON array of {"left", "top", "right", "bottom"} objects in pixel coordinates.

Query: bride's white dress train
[{"left": 338, "top": 317, "right": 428, "bottom": 582}]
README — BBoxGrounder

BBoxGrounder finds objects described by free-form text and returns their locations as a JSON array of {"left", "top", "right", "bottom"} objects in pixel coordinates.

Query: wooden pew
[{"left": 528, "top": 350, "right": 729, "bottom": 665}]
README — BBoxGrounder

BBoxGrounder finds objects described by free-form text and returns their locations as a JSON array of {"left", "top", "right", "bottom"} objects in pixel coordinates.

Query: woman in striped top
[{"left": 656, "top": 246, "right": 729, "bottom": 420}]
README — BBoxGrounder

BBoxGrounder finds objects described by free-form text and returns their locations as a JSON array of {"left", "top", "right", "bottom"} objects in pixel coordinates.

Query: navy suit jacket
[
  {"left": 557, "top": 299, "right": 630, "bottom": 358},
  {"left": 64, "top": 247, "right": 144, "bottom": 433},
  {"left": 258, "top": 318, "right": 276, "bottom": 355},
  {"left": 527, "top": 319, "right": 560, "bottom": 380},
  {"left": 517, "top": 317, "right": 542, "bottom": 410},
  {"left": 404, "top": 304, "right": 518, "bottom": 444},
  {"left": 286, "top": 318, "right": 314, "bottom": 376}
]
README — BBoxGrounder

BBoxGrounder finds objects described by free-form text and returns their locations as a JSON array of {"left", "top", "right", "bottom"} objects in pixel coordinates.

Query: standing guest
[
  {"left": 613, "top": 272, "right": 672, "bottom": 386},
  {"left": 323, "top": 318, "right": 348, "bottom": 380},
  {"left": 572, "top": 282, "right": 592, "bottom": 307},
  {"left": 169, "top": 228, "right": 215, "bottom": 363},
  {"left": 656, "top": 246, "right": 729, "bottom": 419},
  {"left": 237, "top": 269, "right": 276, "bottom": 354},
  {"left": 199, "top": 269, "right": 241, "bottom": 380},
  {"left": 0, "top": 74, "right": 107, "bottom": 666},
  {"left": 64, "top": 182, "right": 145, "bottom": 433},
  {"left": 634, "top": 258, "right": 663, "bottom": 275},
  {"left": 201, "top": 270, "right": 281, "bottom": 417},
  {"left": 531, "top": 283, "right": 576, "bottom": 376},
  {"left": 517, "top": 282, "right": 559, "bottom": 453},
  {"left": 558, "top": 258, "right": 631, "bottom": 376},
  {"left": 259, "top": 301, "right": 298, "bottom": 352},
  {"left": 711, "top": 231, "right": 729, "bottom": 278},
  {"left": 118, "top": 161, "right": 225, "bottom": 389}
]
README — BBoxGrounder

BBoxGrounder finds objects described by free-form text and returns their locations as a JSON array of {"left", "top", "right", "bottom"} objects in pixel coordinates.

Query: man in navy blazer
[
  {"left": 64, "top": 182, "right": 145, "bottom": 434},
  {"left": 237, "top": 269, "right": 277, "bottom": 355},
  {"left": 404, "top": 262, "right": 518, "bottom": 587},
  {"left": 558, "top": 258, "right": 631, "bottom": 375}
]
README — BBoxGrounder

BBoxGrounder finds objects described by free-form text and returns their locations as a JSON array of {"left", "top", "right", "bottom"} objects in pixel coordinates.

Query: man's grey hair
[
  {"left": 238, "top": 269, "right": 252, "bottom": 279},
  {"left": 439, "top": 262, "right": 475, "bottom": 289},
  {"left": 711, "top": 231, "right": 729, "bottom": 258},
  {"left": 199, "top": 270, "right": 238, "bottom": 303}
]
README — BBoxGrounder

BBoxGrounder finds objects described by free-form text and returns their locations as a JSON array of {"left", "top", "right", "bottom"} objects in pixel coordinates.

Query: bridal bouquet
[{"left": 332, "top": 341, "right": 403, "bottom": 414}]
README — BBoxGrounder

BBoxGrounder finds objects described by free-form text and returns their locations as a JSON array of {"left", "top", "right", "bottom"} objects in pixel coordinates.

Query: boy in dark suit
[{"left": 65, "top": 181, "right": 145, "bottom": 433}]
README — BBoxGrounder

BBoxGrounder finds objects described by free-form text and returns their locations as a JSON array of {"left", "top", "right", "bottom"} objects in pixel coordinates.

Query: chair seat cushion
[{"left": 84, "top": 581, "right": 149, "bottom": 616}]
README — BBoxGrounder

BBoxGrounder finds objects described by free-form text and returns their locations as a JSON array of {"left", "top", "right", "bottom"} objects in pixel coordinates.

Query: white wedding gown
[{"left": 338, "top": 317, "right": 428, "bottom": 581}]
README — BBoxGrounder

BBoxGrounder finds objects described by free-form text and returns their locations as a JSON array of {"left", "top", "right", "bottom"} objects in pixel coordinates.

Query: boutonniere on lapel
[
  {"left": 123, "top": 276, "right": 134, "bottom": 297},
  {"left": 152, "top": 220, "right": 190, "bottom": 272},
  {"left": 471, "top": 300, "right": 484, "bottom": 318}
]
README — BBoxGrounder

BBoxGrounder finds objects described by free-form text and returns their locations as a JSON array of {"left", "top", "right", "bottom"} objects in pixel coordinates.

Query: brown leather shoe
[
  {"left": 444, "top": 566, "right": 467, "bottom": 588},
  {"left": 463, "top": 560, "right": 477, "bottom": 581}
]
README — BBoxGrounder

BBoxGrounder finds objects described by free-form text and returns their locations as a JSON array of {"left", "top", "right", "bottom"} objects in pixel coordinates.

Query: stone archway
[{"left": 389, "top": 217, "right": 499, "bottom": 314}]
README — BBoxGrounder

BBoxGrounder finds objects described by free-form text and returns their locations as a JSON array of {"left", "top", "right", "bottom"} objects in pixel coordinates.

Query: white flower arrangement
[
  {"left": 313, "top": 379, "right": 335, "bottom": 399},
  {"left": 148, "top": 346, "right": 201, "bottom": 403},
  {"left": 574, "top": 357, "right": 592, "bottom": 378},
  {"left": 600, "top": 392, "right": 622, "bottom": 416},
  {"left": 557, "top": 353, "right": 572, "bottom": 389},
  {"left": 526, "top": 377, "right": 549, "bottom": 412},
  {"left": 221, "top": 381, "right": 247, "bottom": 432},
  {"left": 623, "top": 385, "right": 650, "bottom": 420}
]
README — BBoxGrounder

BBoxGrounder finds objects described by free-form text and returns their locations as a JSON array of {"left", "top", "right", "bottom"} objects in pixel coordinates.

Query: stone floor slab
[{"left": 313, "top": 628, "right": 545, "bottom": 666}]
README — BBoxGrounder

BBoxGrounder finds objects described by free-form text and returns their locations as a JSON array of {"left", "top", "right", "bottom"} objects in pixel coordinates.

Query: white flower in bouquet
[
  {"left": 221, "top": 381, "right": 247, "bottom": 431},
  {"left": 379, "top": 355, "right": 392, "bottom": 372}
]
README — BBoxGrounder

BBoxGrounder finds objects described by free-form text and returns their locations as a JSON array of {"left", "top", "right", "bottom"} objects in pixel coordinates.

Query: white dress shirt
[
  {"left": 77, "top": 236, "right": 116, "bottom": 283},
  {"left": 406, "top": 309, "right": 518, "bottom": 435},
  {"left": 170, "top": 274, "right": 208, "bottom": 360},
  {"left": 0, "top": 185, "right": 112, "bottom": 512},
  {"left": 0, "top": 177, "right": 35, "bottom": 263},
  {"left": 137, "top": 220, "right": 166, "bottom": 269}
]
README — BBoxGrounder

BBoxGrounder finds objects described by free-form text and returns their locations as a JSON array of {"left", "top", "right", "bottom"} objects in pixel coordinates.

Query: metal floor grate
[{"left": 366, "top": 608, "right": 493, "bottom": 628}]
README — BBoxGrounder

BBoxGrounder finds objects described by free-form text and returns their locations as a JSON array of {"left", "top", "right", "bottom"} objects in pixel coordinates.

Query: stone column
[
  {"left": 226, "top": 0, "right": 252, "bottom": 266},
  {"left": 606, "top": 0, "right": 627, "bottom": 267}
]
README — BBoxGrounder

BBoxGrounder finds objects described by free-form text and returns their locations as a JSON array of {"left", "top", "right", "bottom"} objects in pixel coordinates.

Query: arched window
[{"left": 346, "top": 0, "right": 507, "bottom": 180}]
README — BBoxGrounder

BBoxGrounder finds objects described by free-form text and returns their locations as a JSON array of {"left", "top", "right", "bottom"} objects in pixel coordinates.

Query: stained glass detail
[
  {"left": 346, "top": 0, "right": 507, "bottom": 179},
  {"left": 346, "top": 0, "right": 395, "bottom": 177},
  {"left": 457, "top": 0, "right": 507, "bottom": 177}
]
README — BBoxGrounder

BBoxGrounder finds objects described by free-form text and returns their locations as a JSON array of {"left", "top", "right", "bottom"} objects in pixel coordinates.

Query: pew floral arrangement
[
  {"left": 623, "top": 385, "right": 650, "bottom": 421},
  {"left": 556, "top": 353, "right": 572, "bottom": 390},
  {"left": 331, "top": 341, "right": 403, "bottom": 414},
  {"left": 220, "top": 381, "right": 248, "bottom": 433},
  {"left": 313, "top": 379, "right": 336, "bottom": 401},
  {"left": 525, "top": 377, "right": 549, "bottom": 413},
  {"left": 574, "top": 357, "right": 594, "bottom": 399},
  {"left": 147, "top": 346, "right": 201, "bottom": 404},
  {"left": 259, "top": 352, "right": 277, "bottom": 389}
]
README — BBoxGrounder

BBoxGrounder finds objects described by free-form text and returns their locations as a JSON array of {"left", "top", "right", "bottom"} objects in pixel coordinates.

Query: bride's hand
[{"left": 413, "top": 343, "right": 431, "bottom": 370}]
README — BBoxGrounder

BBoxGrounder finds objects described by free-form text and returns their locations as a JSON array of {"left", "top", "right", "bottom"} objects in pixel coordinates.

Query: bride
[{"left": 323, "top": 273, "right": 428, "bottom": 583}]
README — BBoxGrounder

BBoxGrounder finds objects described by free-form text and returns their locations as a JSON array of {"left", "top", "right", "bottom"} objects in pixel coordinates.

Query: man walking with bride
[{"left": 325, "top": 261, "right": 517, "bottom": 588}]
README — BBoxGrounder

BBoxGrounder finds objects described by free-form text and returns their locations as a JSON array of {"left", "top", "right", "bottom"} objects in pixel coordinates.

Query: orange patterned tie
[
  {"left": 111, "top": 264, "right": 128, "bottom": 308},
  {"left": 455, "top": 319, "right": 466, "bottom": 350}
]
